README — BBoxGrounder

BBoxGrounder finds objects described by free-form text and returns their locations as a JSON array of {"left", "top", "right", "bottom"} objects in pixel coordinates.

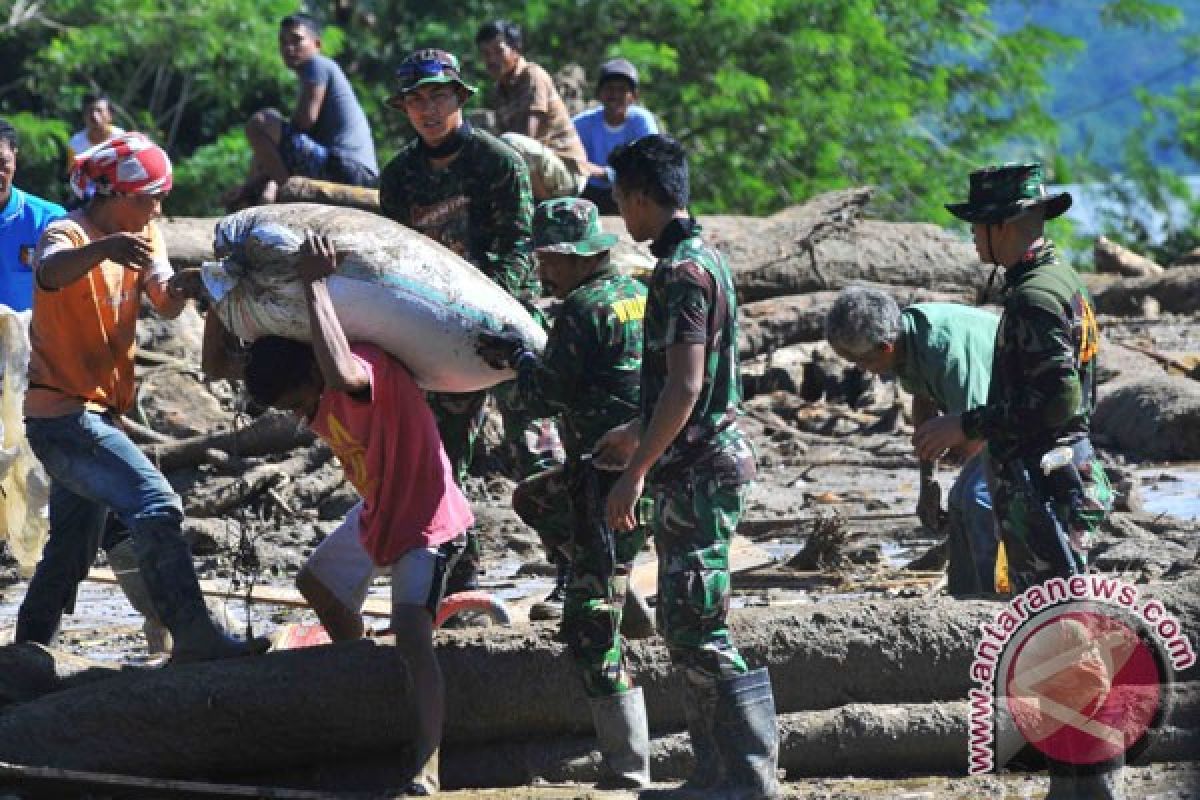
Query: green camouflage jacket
[
  {"left": 378, "top": 126, "right": 538, "bottom": 302},
  {"left": 961, "top": 240, "right": 1100, "bottom": 462},
  {"left": 641, "top": 217, "right": 756, "bottom": 486},
  {"left": 513, "top": 264, "right": 645, "bottom": 459}
]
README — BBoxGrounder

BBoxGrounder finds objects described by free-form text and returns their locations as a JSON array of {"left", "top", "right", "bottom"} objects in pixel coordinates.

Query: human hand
[
  {"left": 102, "top": 232, "right": 156, "bottom": 271},
  {"left": 296, "top": 231, "right": 340, "bottom": 283},
  {"left": 606, "top": 469, "right": 645, "bottom": 532},
  {"left": 592, "top": 420, "right": 640, "bottom": 471},
  {"left": 912, "top": 414, "right": 967, "bottom": 461},
  {"left": 475, "top": 326, "right": 527, "bottom": 370},
  {"left": 167, "top": 268, "right": 206, "bottom": 300}
]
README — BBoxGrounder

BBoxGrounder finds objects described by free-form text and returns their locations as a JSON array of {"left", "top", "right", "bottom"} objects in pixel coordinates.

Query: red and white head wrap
[{"left": 70, "top": 132, "right": 173, "bottom": 200}]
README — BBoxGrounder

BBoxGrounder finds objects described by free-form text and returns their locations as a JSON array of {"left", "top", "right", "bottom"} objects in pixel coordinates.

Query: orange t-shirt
[{"left": 25, "top": 211, "right": 173, "bottom": 418}]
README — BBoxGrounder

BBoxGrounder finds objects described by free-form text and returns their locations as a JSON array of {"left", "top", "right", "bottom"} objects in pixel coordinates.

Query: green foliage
[
  {"left": 5, "top": 112, "right": 71, "bottom": 205},
  {"left": 0, "top": 0, "right": 1186, "bottom": 231}
]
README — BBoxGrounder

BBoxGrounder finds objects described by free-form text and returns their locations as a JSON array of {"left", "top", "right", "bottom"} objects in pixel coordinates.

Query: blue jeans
[
  {"left": 945, "top": 451, "right": 1000, "bottom": 595},
  {"left": 15, "top": 410, "right": 183, "bottom": 643}
]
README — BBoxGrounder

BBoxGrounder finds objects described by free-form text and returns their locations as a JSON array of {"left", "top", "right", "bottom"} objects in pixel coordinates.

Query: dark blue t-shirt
[{"left": 297, "top": 54, "right": 378, "bottom": 174}]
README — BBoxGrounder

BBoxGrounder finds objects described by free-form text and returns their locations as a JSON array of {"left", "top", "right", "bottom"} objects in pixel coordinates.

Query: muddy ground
[{"left": 0, "top": 302, "right": 1198, "bottom": 797}]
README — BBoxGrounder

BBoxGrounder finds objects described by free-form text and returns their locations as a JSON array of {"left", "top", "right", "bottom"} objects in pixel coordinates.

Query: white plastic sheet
[{"left": 0, "top": 305, "right": 49, "bottom": 575}]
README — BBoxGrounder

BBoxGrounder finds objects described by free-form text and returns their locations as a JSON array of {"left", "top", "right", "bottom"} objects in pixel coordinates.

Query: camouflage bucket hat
[
  {"left": 533, "top": 197, "right": 618, "bottom": 255},
  {"left": 945, "top": 162, "right": 1072, "bottom": 224},
  {"left": 387, "top": 49, "right": 477, "bottom": 108}
]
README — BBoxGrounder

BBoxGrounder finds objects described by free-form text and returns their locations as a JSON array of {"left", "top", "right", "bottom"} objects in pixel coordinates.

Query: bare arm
[
  {"left": 522, "top": 111, "right": 544, "bottom": 139},
  {"left": 291, "top": 81, "right": 325, "bottom": 131},
  {"left": 299, "top": 233, "right": 369, "bottom": 394},
  {"left": 38, "top": 232, "right": 154, "bottom": 290},
  {"left": 606, "top": 342, "right": 704, "bottom": 531}
]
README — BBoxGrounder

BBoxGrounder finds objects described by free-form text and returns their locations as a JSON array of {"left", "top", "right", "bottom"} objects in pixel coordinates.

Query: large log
[
  {"left": 0, "top": 580, "right": 1194, "bottom": 778},
  {"left": 140, "top": 410, "right": 314, "bottom": 473},
  {"left": 164, "top": 189, "right": 988, "bottom": 302},
  {"left": 276, "top": 176, "right": 381, "bottom": 213},
  {"left": 1093, "top": 265, "right": 1200, "bottom": 315},
  {"left": 1094, "top": 236, "right": 1164, "bottom": 277}
]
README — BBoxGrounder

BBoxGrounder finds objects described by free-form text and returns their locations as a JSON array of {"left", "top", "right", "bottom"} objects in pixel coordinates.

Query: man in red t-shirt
[{"left": 207, "top": 232, "right": 471, "bottom": 796}]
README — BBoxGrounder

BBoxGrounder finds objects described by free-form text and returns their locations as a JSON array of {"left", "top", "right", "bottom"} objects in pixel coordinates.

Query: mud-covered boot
[
  {"left": 132, "top": 520, "right": 268, "bottom": 664},
  {"left": 530, "top": 559, "right": 570, "bottom": 621},
  {"left": 713, "top": 667, "right": 780, "bottom": 800},
  {"left": 106, "top": 537, "right": 173, "bottom": 655},
  {"left": 590, "top": 687, "right": 651, "bottom": 789},
  {"left": 620, "top": 586, "right": 656, "bottom": 640},
  {"left": 641, "top": 678, "right": 722, "bottom": 798},
  {"left": 444, "top": 529, "right": 482, "bottom": 594}
]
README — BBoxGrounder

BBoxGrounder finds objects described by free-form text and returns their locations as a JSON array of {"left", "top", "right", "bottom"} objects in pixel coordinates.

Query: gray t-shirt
[{"left": 297, "top": 54, "right": 378, "bottom": 174}]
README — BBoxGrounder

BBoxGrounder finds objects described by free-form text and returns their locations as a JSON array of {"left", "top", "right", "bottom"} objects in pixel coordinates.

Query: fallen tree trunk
[
  {"left": 1094, "top": 236, "right": 1164, "bottom": 277},
  {"left": 1093, "top": 266, "right": 1200, "bottom": 315},
  {"left": 0, "top": 644, "right": 119, "bottom": 707},
  {"left": 0, "top": 580, "right": 1194, "bottom": 778},
  {"left": 140, "top": 411, "right": 314, "bottom": 473},
  {"left": 738, "top": 286, "right": 977, "bottom": 359},
  {"left": 277, "top": 176, "right": 381, "bottom": 213},
  {"left": 158, "top": 216, "right": 218, "bottom": 269},
  {"left": 1093, "top": 377, "right": 1200, "bottom": 460}
]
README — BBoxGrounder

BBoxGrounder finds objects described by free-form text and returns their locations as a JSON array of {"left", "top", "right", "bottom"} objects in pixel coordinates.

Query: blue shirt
[
  {"left": 572, "top": 105, "right": 659, "bottom": 189},
  {"left": 0, "top": 187, "right": 66, "bottom": 311}
]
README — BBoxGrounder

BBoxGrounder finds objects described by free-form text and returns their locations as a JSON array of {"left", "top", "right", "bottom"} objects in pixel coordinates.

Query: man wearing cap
[
  {"left": 573, "top": 59, "right": 659, "bottom": 215},
  {"left": 914, "top": 163, "right": 1119, "bottom": 798},
  {"left": 226, "top": 12, "right": 378, "bottom": 209},
  {"left": 475, "top": 197, "right": 650, "bottom": 788},
  {"left": 0, "top": 117, "right": 65, "bottom": 312},
  {"left": 16, "top": 132, "right": 266, "bottom": 663},
  {"left": 379, "top": 48, "right": 558, "bottom": 593},
  {"left": 475, "top": 20, "right": 590, "bottom": 201}
]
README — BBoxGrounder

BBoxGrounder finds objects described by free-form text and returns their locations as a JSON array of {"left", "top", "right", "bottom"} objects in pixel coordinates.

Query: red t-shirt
[{"left": 310, "top": 344, "right": 473, "bottom": 566}]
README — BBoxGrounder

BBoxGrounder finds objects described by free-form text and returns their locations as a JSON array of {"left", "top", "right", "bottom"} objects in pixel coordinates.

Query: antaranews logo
[{"left": 967, "top": 575, "right": 1195, "bottom": 775}]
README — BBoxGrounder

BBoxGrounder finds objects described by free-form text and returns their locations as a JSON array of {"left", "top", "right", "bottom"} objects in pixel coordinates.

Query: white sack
[{"left": 203, "top": 204, "right": 546, "bottom": 393}]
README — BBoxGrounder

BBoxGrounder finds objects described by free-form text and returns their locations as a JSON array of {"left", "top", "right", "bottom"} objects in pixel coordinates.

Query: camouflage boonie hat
[
  {"left": 946, "top": 162, "right": 1072, "bottom": 224},
  {"left": 387, "top": 49, "right": 477, "bottom": 109},
  {"left": 532, "top": 198, "right": 618, "bottom": 256}
]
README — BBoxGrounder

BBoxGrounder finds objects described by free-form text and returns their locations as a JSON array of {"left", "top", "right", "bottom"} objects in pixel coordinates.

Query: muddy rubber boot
[
  {"left": 444, "top": 529, "right": 482, "bottom": 594},
  {"left": 530, "top": 559, "right": 570, "bottom": 621},
  {"left": 620, "top": 586, "right": 656, "bottom": 640},
  {"left": 712, "top": 668, "right": 780, "bottom": 800},
  {"left": 132, "top": 520, "right": 268, "bottom": 664},
  {"left": 106, "top": 537, "right": 173, "bottom": 655},
  {"left": 590, "top": 687, "right": 651, "bottom": 789},
  {"left": 640, "top": 679, "right": 721, "bottom": 799}
]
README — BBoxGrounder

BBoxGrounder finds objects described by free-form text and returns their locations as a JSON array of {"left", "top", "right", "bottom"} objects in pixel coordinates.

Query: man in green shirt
[{"left": 826, "top": 288, "right": 1001, "bottom": 595}]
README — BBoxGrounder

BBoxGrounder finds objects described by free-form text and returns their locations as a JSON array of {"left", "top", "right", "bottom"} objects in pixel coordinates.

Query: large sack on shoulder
[{"left": 203, "top": 204, "right": 545, "bottom": 393}]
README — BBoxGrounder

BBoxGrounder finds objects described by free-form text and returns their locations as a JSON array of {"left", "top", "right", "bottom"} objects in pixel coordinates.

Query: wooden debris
[
  {"left": 1094, "top": 235, "right": 1165, "bottom": 277},
  {"left": 140, "top": 411, "right": 314, "bottom": 472}
]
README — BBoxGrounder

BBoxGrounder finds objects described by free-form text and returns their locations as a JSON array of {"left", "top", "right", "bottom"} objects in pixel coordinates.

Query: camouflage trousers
[
  {"left": 428, "top": 386, "right": 562, "bottom": 568},
  {"left": 987, "top": 441, "right": 1113, "bottom": 592},
  {"left": 513, "top": 462, "right": 645, "bottom": 697},
  {"left": 649, "top": 474, "right": 749, "bottom": 685}
]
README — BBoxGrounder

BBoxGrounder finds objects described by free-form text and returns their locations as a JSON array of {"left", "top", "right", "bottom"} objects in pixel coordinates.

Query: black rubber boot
[
  {"left": 590, "top": 687, "right": 652, "bottom": 789},
  {"left": 132, "top": 519, "right": 268, "bottom": 664},
  {"left": 712, "top": 667, "right": 780, "bottom": 800}
]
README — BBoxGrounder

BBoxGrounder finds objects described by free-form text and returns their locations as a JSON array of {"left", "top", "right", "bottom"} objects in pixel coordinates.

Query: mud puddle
[{"left": 1140, "top": 467, "right": 1200, "bottom": 520}]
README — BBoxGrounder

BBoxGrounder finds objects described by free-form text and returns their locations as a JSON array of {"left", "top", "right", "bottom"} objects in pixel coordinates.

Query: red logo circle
[{"left": 1004, "top": 609, "right": 1163, "bottom": 765}]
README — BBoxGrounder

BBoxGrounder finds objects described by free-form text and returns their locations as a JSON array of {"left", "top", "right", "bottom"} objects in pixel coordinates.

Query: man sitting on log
[
  {"left": 476, "top": 197, "right": 652, "bottom": 789},
  {"left": 825, "top": 286, "right": 1002, "bottom": 596},
  {"left": 210, "top": 232, "right": 473, "bottom": 796},
  {"left": 225, "top": 12, "right": 379, "bottom": 209},
  {"left": 595, "top": 134, "right": 779, "bottom": 799},
  {"left": 15, "top": 132, "right": 265, "bottom": 663},
  {"left": 915, "top": 162, "right": 1119, "bottom": 798}
]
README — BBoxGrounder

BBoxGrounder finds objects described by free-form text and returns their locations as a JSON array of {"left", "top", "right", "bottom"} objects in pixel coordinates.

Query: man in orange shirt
[{"left": 15, "top": 133, "right": 265, "bottom": 663}]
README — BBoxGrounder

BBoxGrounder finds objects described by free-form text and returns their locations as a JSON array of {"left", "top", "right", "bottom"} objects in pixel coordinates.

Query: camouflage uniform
[
  {"left": 379, "top": 126, "right": 560, "bottom": 572},
  {"left": 507, "top": 198, "right": 647, "bottom": 696},
  {"left": 641, "top": 217, "right": 756, "bottom": 685},
  {"left": 961, "top": 239, "right": 1111, "bottom": 591}
]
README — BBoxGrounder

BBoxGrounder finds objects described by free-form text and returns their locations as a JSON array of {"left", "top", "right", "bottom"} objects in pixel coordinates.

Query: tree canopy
[{"left": 0, "top": 0, "right": 1187, "bottom": 237}]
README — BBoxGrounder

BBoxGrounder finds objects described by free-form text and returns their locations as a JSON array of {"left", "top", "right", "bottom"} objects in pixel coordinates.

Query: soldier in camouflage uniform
[
  {"left": 915, "top": 163, "right": 1119, "bottom": 799},
  {"left": 597, "top": 135, "right": 778, "bottom": 800},
  {"left": 379, "top": 48, "right": 560, "bottom": 591},
  {"left": 476, "top": 197, "right": 651, "bottom": 789}
]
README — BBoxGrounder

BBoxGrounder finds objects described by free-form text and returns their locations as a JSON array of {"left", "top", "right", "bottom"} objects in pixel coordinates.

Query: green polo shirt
[{"left": 894, "top": 303, "right": 999, "bottom": 415}]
